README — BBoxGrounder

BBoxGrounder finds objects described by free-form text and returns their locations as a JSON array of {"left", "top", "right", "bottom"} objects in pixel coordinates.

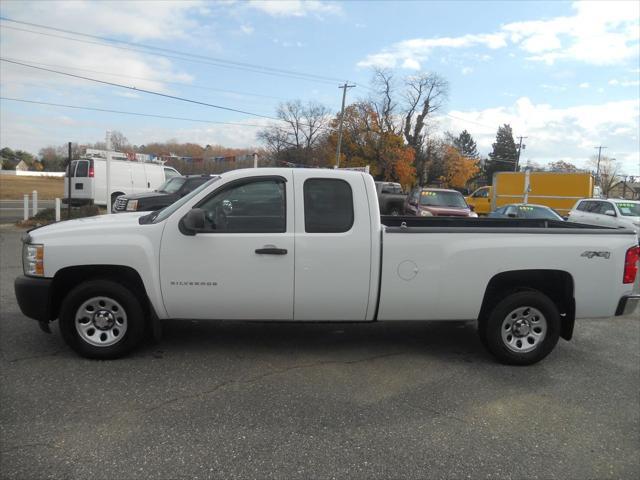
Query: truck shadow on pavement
[{"left": 141, "top": 319, "right": 493, "bottom": 364}]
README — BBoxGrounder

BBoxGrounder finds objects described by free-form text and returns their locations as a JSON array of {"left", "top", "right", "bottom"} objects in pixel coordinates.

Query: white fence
[{"left": 0, "top": 170, "right": 65, "bottom": 177}]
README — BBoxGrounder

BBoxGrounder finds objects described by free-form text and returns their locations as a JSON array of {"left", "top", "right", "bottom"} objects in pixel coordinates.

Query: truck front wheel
[
  {"left": 480, "top": 291, "right": 560, "bottom": 365},
  {"left": 59, "top": 280, "right": 145, "bottom": 359}
]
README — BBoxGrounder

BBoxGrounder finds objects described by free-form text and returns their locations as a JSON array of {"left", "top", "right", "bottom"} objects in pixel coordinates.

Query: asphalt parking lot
[{"left": 0, "top": 226, "right": 638, "bottom": 479}]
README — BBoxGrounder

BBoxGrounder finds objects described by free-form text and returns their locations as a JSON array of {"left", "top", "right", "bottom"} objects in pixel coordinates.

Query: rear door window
[
  {"left": 75, "top": 160, "right": 89, "bottom": 177},
  {"left": 66, "top": 160, "right": 78, "bottom": 177},
  {"left": 304, "top": 178, "right": 354, "bottom": 233}
]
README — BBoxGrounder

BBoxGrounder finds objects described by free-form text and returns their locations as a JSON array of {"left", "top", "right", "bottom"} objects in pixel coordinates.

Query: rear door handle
[{"left": 255, "top": 247, "right": 288, "bottom": 255}]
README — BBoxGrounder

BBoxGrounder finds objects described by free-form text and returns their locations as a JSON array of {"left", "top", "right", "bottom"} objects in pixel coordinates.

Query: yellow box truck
[{"left": 486, "top": 171, "right": 597, "bottom": 216}]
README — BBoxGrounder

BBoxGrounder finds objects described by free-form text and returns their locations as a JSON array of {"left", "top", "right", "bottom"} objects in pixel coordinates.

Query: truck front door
[{"left": 159, "top": 173, "right": 295, "bottom": 320}]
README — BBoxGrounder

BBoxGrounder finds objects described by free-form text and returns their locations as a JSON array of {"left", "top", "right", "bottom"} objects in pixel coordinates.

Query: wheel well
[
  {"left": 479, "top": 269, "right": 575, "bottom": 340},
  {"left": 50, "top": 265, "right": 149, "bottom": 320}
]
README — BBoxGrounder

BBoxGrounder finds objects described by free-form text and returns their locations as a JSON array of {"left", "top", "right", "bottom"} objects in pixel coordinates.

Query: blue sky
[{"left": 1, "top": 0, "right": 638, "bottom": 174}]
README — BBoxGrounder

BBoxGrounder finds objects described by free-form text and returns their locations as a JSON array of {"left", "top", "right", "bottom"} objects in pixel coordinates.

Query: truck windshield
[
  {"left": 420, "top": 191, "right": 467, "bottom": 208},
  {"left": 147, "top": 176, "right": 220, "bottom": 224},
  {"left": 615, "top": 202, "right": 640, "bottom": 216},
  {"left": 158, "top": 177, "right": 186, "bottom": 193}
]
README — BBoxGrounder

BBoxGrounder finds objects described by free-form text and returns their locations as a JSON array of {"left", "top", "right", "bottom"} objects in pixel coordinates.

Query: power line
[
  {"left": 0, "top": 58, "right": 279, "bottom": 120},
  {"left": 0, "top": 18, "right": 347, "bottom": 85},
  {"left": 0, "top": 96, "right": 270, "bottom": 128},
  {"left": 1, "top": 59, "right": 341, "bottom": 134},
  {"left": 0, "top": 57, "right": 285, "bottom": 101}
]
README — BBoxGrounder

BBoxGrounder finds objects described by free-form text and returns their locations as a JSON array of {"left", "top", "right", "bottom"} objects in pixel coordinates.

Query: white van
[{"left": 64, "top": 158, "right": 180, "bottom": 207}]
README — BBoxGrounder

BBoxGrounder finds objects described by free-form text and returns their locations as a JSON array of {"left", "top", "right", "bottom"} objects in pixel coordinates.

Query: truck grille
[{"left": 114, "top": 197, "right": 128, "bottom": 211}]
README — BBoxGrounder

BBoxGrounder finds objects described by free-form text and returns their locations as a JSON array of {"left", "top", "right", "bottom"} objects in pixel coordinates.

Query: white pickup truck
[{"left": 15, "top": 168, "right": 640, "bottom": 365}]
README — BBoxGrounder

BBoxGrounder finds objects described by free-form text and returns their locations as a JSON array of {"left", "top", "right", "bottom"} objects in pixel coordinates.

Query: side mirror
[
  {"left": 507, "top": 212, "right": 517, "bottom": 218},
  {"left": 468, "top": 205, "right": 475, "bottom": 212},
  {"left": 179, "top": 208, "right": 206, "bottom": 236},
  {"left": 604, "top": 210, "right": 616, "bottom": 217}
]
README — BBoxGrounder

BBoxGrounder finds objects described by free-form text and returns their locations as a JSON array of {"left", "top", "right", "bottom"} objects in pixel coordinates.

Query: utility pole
[
  {"left": 335, "top": 82, "right": 355, "bottom": 168},
  {"left": 515, "top": 136, "right": 527, "bottom": 172},
  {"left": 594, "top": 145, "right": 607, "bottom": 178},
  {"left": 67, "top": 142, "right": 72, "bottom": 219},
  {"left": 106, "top": 131, "right": 112, "bottom": 214}
]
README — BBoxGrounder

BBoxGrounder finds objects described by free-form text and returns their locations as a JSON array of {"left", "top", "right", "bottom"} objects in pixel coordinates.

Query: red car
[{"left": 404, "top": 187, "right": 477, "bottom": 217}]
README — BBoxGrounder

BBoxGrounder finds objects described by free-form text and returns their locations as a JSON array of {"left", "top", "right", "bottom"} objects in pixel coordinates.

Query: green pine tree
[
  {"left": 486, "top": 124, "right": 518, "bottom": 182},
  {"left": 453, "top": 130, "right": 479, "bottom": 158}
]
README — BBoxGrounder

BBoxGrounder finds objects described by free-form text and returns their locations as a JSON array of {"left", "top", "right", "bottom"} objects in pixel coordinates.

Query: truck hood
[
  {"left": 120, "top": 191, "right": 171, "bottom": 200},
  {"left": 421, "top": 206, "right": 473, "bottom": 217},
  {"left": 27, "top": 212, "right": 147, "bottom": 242}
]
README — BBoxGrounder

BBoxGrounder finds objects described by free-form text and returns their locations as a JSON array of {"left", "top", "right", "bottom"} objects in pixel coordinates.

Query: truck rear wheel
[
  {"left": 59, "top": 280, "right": 145, "bottom": 359},
  {"left": 480, "top": 290, "right": 560, "bottom": 365}
]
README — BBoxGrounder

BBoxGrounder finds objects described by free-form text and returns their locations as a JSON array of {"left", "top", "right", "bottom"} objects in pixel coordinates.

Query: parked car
[
  {"left": 488, "top": 203, "right": 564, "bottom": 221},
  {"left": 375, "top": 181, "right": 406, "bottom": 215},
  {"left": 405, "top": 187, "right": 477, "bottom": 217},
  {"left": 64, "top": 157, "right": 180, "bottom": 207},
  {"left": 15, "top": 168, "right": 640, "bottom": 365},
  {"left": 466, "top": 186, "right": 492, "bottom": 215},
  {"left": 113, "top": 175, "right": 215, "bottom": 213},
  {"left": 567, "top": 198, "right": 640, "bottom": 235}
]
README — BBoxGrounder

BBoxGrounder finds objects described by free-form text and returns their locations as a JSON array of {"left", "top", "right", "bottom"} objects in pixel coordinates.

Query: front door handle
[{"left": 255, "top": 247, "right": 288, "bottom": 255}]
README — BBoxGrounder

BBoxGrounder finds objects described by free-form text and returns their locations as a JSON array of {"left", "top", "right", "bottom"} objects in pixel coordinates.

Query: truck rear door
[
  {"left": 64, "top": 159, "right": 93, "bottom": 202},
  {"left": 292, "top": 171, "right": 372, "bottom": 320}
]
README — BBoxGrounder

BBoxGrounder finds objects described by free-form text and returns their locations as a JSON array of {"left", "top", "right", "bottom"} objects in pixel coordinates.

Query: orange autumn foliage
[{"left": 443, "top": 145, "right": 480, "bottom": 188}]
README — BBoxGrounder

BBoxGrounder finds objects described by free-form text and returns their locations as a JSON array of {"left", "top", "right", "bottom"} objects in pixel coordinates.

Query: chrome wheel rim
[
  {"left": 75, "top": 296, "right": 127, "bottom": 347},
  {"left": 501, "top": 306, "right": 547, "bottom": 354}
]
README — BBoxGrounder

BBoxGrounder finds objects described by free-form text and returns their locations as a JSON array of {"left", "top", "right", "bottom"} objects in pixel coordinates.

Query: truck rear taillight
[
  {"left": 623, "top": 246, "right": 639, "bottom": 284},
  {"left": 89, "top": 166, "right": 94, "bottom": 177}
]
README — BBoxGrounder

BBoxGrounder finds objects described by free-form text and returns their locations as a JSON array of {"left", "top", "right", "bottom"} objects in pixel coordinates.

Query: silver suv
[{"left": 567, "top": 198, "right": 640, "bottom": 235}]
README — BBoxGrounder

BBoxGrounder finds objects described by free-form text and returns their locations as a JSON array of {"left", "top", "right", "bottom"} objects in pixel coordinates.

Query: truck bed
[{"left": 380, "top": 215, "right": 625, "bottom": 233}]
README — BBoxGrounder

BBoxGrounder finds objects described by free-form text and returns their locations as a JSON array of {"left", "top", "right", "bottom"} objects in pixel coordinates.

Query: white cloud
[
  {"left": 609, "top": 79, "right": 640, "bottom": 87},
  {"left": 240, "top": 24, "right": 255, "bottom": 35},
  {"left": 0, "top": 1, "right": 200, "bottom": 95},
  {"left": 578, "top": 82, "right": 590, "bottom": 88},
  {"left": 358, "top": 33, "right": 507, "bottom": 69},
  {"left": 508, "top": 1, "right": 640, "bottom": 66},
  {"left": 461, "top": 67, "right": 473, "bottom": 75},
  {"left": 247, "top": 0, "right": 341, "bottom": 17},
  {"left": 2, "top": 1, "right": 204, "bottom": 41},
  {"left": 358, "top": 1, "right": 639, "bottom": 69},
  {"left": 439, "top": 97, "right": 640, "bottom": 175}
]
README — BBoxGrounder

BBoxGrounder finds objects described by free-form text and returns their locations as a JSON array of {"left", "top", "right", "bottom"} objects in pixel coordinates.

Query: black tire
[
  {"left": 480, "top": 290, "right": 560, "bottom": 365},
  {"left": 59, "top": 279, "right": 145, "bottom": 359}
]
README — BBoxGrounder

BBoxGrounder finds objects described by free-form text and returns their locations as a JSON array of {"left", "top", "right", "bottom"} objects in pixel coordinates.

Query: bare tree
[
  {"left": 401, "top": 73, "right": 448, "bottom": 185},
  {"left": 109, "top": 131, "right": 129, "bottom": 151},
  {"left": 589, "top": 155, "right": 621, "bottom": 197},
  {"left": 258, "top": 100, "right": 331, "bottom": 166},
  {"left": 370, "top": 68, "right": 399, "bottom": 134}
]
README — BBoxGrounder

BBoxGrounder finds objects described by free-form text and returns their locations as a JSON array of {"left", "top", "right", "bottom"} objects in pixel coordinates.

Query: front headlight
[
  {"left": 23, "top": 244, "right": 44, "bottom": 276},
  {"left": 420, "top": 210, "right": 433, "bottom": 217},
  {"left": 469, "top": 212, "right": 479, "bottom": 218},
  {"left": 126, "top": 200, "right": 138, "bottom": 211}
]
